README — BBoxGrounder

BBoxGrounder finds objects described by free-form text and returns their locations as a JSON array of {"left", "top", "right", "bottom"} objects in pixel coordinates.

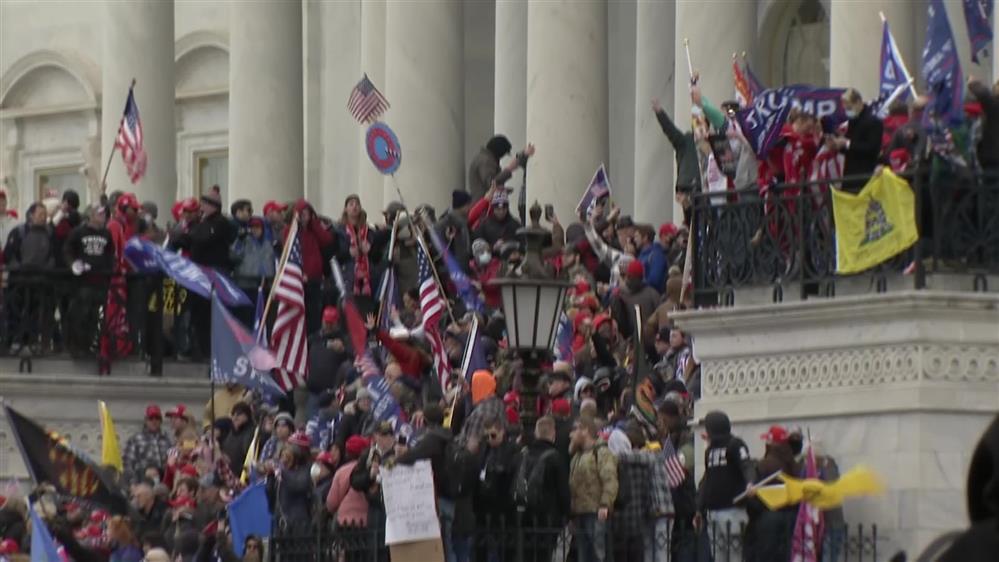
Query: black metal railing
[
  {"left": 690, "top": 168, "right": 999, "bottom": 307},
  {"left": 264, "top": 516, "right": 883, "bottom": 562}
]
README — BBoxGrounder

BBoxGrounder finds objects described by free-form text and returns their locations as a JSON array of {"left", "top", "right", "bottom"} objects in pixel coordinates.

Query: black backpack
[{"left": 513, "top": 447, "right": 556, "bottom": 510}]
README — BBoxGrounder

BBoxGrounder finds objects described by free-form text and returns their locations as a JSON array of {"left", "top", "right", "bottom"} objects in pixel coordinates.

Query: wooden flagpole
[{"left": 257, "top": 215, "right": 299, "bottom": 340}]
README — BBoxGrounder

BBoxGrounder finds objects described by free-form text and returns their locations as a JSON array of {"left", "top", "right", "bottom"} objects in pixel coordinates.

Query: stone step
[{"left": 0, "top": 355, "right": 209, "bottom": 379}]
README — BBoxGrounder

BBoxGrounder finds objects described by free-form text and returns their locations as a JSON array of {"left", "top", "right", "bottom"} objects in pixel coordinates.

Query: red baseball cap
[
  {"left": 145, "top": 404, "right": 162, "bottom": 419},
  {"left": 263, "top": 200, "right": 288, "bottom": 216},
  {"left": 181, "top": 197, "right": 199, "bottom": 213},
  {"left": 117, "top": 193, "right": 141, "bottom": 211},
  {"left": 322, "top": 306, "right": 339, "bottom": 325},
  {"left": 551, "top": 398, "right": 571, "bottom": 417},
  {"left": 315, "top": 450, "right": 336, "bottom": 467},
  {"left": 626, "top": 259, "right": 645, "bottom": 279},
  {"left": 288, "top": 430, "right": 311, "bottom": 449},
  {"left": 760, "top": 425, "right": 790, "bottom": 444},
  {"left": 165, "top": 404, "right": 188, "bottom": 419},
  {"left": 659, "top": 223, "right": 679, "bottom": 238}
]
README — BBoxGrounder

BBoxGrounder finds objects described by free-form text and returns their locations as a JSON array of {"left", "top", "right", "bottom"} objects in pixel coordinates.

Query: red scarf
[{"left": 346, "top": 222, "right": 371, "bottom": 296}]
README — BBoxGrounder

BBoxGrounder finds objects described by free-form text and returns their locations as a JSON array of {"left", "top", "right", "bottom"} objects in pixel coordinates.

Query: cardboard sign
[{"left": 382, "top": 460, "right": 440, "bottom": 545}]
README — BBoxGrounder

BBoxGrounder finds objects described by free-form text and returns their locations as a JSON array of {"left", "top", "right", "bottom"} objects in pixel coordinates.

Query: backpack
[{"left": 513, "top": 447, "right": 556, "bottom": 510}]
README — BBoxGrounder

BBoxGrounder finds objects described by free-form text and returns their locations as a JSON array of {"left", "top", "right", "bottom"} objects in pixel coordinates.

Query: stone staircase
[{"left": 0, "top": 354, "right": 212, "bottom": 480}]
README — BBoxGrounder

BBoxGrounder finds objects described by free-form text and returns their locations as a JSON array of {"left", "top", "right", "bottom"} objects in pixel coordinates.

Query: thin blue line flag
[{"left": 211, "top": 294, "right": 284, "bottom": 397}]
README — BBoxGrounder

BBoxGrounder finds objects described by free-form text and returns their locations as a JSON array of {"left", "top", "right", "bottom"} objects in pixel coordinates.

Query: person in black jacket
[
  {"left": 830, "top": 88, "right": 884, "bottom": 192},
  {"left": 305, "top": 306, "right": 351, "bottom": 420},
  {"left": 520, "top": 416, "right": 571, "bottom": 562},
  {"left": 395, "top": 405, "right": 453, "bottom": 499},
  {"left": 696, "top": 410, "right": 756, "bottom": 554},
  {"left": 967, "top": 78, "right": 998, "bottom": 171},
  {"left": 221, "top": 402, "right": 256, "bottom": 476},
  {"left": 175, "top": 191, "right": 236, "bottom": 358},
  {"left": 64, "top": 204, "right": 114, "bottom": 356},
  {"left": 273, "top": 431, "right": 315, "bottom": 529}
]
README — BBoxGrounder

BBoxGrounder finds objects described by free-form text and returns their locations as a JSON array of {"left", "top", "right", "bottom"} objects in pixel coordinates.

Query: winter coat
[
  {"left": 656, "top": 109, "right": 701, "bottom": 193},
  {"left": 841, "top": 105, "right": 884, "bottom": 192},
  {"left": 521, "top": 440, "right": 571, "bottom": 526},
  {"left": 637, "top": 242, "right": 668, "bottom": 293},
  {"left": 326, "top": 460, "right": 369, "bottom": 526},
  {"left": 458, "top": 396, "right": 504, "bottom": 445},
  {"left": 275, "top": 462, "right": 314, "bottom": 526},
  {"left": 475, "top": 438, "right": 521, "bottom": 518},
  {"left": 64, "top": 224, "right": 115, "bottom": 274},
  {"left": 183, "top": 211, "right": 236, "bottom": 270},
  {"left": 569, "top": 441, "right": 618, "bottom": 515},
  {"left": 4, "top": 223, "right": 54, "bottom": 269},
  {"left": 122, "top": 428, "right": 172, "bottom": 484},
  {"left": 221, "top": 422, "right": 256, "bottom": 475},
  {"left": 396, "top": 425, "right": 454, "bottom": 499},
  {"left": 289, "top": 201, "right": 335, "bottom": 282},
  {"left": 473, "top": 214, "right": 522, "bottom": 248},
  {"left": 467, "top": 147, "right": 501, "bottom": 201},
  {"left": 231, "top": 235, "right": 276, "bottom": 281},
  {"left": 611, "top": 279, "right": 662, "bottom": 340},
  {"left": 969, "top": 80, "right": 999, "bottom": 170}
]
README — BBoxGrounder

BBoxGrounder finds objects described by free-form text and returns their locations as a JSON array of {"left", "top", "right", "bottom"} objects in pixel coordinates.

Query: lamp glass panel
[
  {"left": 515, "top": 285, "right": 538, "bottom": 349},
  {"left": 501, "top": 284, "right": 518, "bottom": 348},
  {"left": 535, "top": 285, "right": 563, "bottom": 350}
]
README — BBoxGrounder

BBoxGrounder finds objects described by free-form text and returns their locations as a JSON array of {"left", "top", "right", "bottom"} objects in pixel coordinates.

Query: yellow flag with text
[
  {"left": 98, "top": 401, "right": 123, "bottom": 472},
  {"left": 832, "top": 169, "right": 918, "bottom": 274}
]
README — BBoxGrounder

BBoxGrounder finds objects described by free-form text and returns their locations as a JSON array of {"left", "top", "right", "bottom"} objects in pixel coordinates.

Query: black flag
[{"left": 4, "top": 404, "right": 129, "bottom": 514}]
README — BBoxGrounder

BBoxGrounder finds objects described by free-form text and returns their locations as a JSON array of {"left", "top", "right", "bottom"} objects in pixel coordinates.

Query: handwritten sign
[{"left": 382, "top": 460, "right": 440, "bottom": 545}]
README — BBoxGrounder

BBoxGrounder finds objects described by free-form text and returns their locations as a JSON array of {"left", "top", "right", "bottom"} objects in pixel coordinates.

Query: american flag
[
  {"left": 417, "top": 238, "right": 451, "bottom": 390},
  {"left": 733, "top": 59, "right": 753, "bottom": 108},
  {"left": 347, "top": 74, "right": 390, "bottom": 124},
  {"left": 662, "top": 436, "right": 687, "bottom": 489},
  {"left": 114, "top": 87, "right": 147, "bottom": 184},
  {"left": 270, "top": 222, "right": 308, "bottom": 390}
]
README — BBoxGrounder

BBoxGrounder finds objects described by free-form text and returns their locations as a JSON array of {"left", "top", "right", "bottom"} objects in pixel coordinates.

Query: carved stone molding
[{"left": 703, "top": 344, "right": 999, "bottom": 396}]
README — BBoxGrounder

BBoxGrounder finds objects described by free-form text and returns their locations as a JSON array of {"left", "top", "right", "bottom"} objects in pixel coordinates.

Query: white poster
[{"left": 382, "top": 460, "right": 441, "bottom": 545}]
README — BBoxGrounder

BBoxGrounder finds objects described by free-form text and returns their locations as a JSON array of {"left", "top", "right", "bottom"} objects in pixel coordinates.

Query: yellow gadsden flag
[
  {"left": 98, "top": 401, "right": 123, "bottom": 472},
  {"left": 831, "top": 169, "right": 918, "bottom": 274},
  {"left": 755, "top": 465, "right": 885, "bottom": 511}
]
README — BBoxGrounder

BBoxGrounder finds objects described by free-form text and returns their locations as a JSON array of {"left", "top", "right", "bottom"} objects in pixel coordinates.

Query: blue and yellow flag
[{"left": 832, "top": 169, "right": 918, "bottom": 275}]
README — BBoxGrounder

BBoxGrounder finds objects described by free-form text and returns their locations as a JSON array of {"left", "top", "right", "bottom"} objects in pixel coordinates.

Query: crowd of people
[{"left": 0, "top": 72, "right": 997, "bottom": 562}]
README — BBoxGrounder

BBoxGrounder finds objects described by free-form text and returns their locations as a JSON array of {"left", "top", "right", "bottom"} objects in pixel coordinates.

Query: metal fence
[
  {"left": 263, "top": 516, "right": 883, "bottom": 562},
  {"left": 689, "top": 169, "right": 999, "bottom": 307}
]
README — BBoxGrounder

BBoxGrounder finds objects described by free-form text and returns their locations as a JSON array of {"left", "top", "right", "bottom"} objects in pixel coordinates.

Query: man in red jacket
[
  {"left": 100, "top": 193, "right": 140, "bottom": 371},
  {"left": 287, "top": 199, "right": 334, "bottom": 333}
]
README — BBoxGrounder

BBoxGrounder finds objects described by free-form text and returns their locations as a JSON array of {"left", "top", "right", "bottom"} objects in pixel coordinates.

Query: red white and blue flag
[
  {"left": 575, "top": 164, "right": 612, "bottom": 219},
  {"left": 922, "top": 0, "right": 965, "bottom": 127},
  {"left": 417, "top": 237, "right": 451, "bottom": 391},
  {"left": 271, "top": 222, "right": 308, "bottom": 390},
  {"left": 348, "top": 74, "right": 390, "bottom": 124},
  {"left": 114, "top": 86, "right": 147, "bottom": 184},
  {"left": 211, "top": 294, "right": 283, "bottom": 397},
  {"left": 661, "top": 437, "right": 687, "bottom": 489}
]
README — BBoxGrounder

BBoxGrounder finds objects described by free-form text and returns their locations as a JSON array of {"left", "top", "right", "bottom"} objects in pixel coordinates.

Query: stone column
[
  {"left": 383, "top": 0, "right": 464, "bottom": 212},
  {"left": 229, "top": 2, "right": 303, "bottom": 206},
  {"left": 526, "top": 0, "right": 608, "bottom": 221},
  {"left": 494, "top": 0, "right": 527, "bottom": 150},
  {"left": 101, "top": 0, "right": 175, "bottom": 214},
  {"left": 633, "top": 0, "right": 675, "bottom": 225},
  {"left": 830, "top": 1, "right": 914, "bottom": 99},
  {"left": 357, "top": 0, "right": 387, "bottom": 213}
]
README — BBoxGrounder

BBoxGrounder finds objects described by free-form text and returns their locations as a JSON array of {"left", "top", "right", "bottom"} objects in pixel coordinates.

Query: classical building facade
[{"left": 2, "top": 0, "right": 996, "bottom": 222}]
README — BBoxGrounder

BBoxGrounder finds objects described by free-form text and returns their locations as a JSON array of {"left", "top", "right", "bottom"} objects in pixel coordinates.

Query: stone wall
[{"left": 673, "top": 291, "right": 999, "bottom": 556}]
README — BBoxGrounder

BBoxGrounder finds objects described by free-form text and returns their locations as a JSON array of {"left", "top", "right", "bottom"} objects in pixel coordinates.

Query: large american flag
[
  {"left": 662, "top": 436, "right": 688, "bottom": 489},
  {"left": 347, "top": 74, "right": 390, "bottom": 124},
  {"left": 270, "top": 222, "right": 308, "bottom": 390},
  {"left": 417, "top": 238, "right": 451, "bottom": 391},
  {"left": 114, "top": 87, "right": 147, "bottom": 184}
]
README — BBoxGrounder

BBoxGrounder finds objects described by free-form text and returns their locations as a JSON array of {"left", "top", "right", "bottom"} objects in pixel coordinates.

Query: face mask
[
  {"left": 310, "top": 463, "right": 323, "bottom": 481},
  {"left": 845, "top": 108, "right": 859, "bottom": 119},
  {"left": 477, "top": 252, "right": 492, "bottom": 265}
]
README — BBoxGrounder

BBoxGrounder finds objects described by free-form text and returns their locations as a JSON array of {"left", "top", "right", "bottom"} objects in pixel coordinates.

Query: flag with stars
[
  {"left": 417, "top": 238, "right": 451, "bottom": 391},
  {"left": 114, "top": 86, "right": 147, "bottom": 184},
  {"left": 348, "top": 74, "right": 390, "bottom": 124},
  {"left": 270, "top": 222, "right": 308, "bottom": 390}
]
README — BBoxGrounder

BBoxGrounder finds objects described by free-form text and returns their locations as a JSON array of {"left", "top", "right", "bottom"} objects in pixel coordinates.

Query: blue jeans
[
  {"left": 575, "top": 514, "right": 608, "bottom": 562},
  {"left": 438, "top": 498, "right": 471, "bottom": 562}
]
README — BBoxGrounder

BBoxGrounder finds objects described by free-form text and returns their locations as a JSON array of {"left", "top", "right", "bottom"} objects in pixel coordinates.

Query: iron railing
[
  {"left": 689, "top": 169, "right": 999, "bottom": 307},
  {"left": 263, "top": 516, "right": 883, "bottom": 562}
]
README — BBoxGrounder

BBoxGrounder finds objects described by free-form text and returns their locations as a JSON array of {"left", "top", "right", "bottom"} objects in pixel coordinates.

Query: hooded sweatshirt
[{"left": 459, "top": 370, "right": 503, "bottom": 444}]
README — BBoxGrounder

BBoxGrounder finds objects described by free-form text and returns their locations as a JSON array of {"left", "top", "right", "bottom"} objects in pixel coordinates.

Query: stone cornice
[{"left": 0, "top": 373, "right": 210, "bottom": 402}]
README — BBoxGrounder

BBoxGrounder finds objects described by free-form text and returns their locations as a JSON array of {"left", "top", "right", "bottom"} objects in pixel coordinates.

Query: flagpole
[
  {"left": 879, "top": 12, "right": 919, "bottom": 98},
  {"left": 257, "top": 215, "right": 300, "bottom": 340},
  {"left": 680, "top": 38, "right": 701, "bottom": 305},
  {"left": 101, "top": 78, "right": 137, "bottom": 195},
  {"left": 632, "top": 305, "right": 642, "bottom": 400},
  {"left": 413, "top": 223, "right": 458, "bottom": 325}
]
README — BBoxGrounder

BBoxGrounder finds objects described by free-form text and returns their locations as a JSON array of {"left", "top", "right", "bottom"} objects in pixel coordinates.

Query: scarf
[{"left": 346, "top": 222, "right": 371, "bottom": 296}]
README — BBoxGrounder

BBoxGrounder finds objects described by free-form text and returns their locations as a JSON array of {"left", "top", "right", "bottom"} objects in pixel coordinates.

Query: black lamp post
[{"left": 489, "top": 227, "right": 570, "bottom": 436}]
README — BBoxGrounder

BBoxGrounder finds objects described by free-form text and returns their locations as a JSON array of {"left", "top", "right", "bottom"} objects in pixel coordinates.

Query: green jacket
[{"left": 569, "top": 441, "right": 619, "bottom": 515}]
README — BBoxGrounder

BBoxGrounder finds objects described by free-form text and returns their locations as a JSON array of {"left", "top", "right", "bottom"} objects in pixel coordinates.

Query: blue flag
[
  {"left": 575, "top": 164, "right": 612, "bottom": 219},
  {"left": 879, "top": 19, "right": 912, "bottom": 107},
  {"left": 923, "top": 0, "right": 965, "bottom": 126},
  {"left": 424, "top": 222, "right": 485, "bottom": 314},
  {"left": 228, "top": 482, "right": 272, "bottom": 557},
  {"left": 459, "top": 316, "right": 488, "bottom": 382},
  {"left": 553, "top": 312, "right": 573, "bottom": 363},
  {"left": 124, "top": 238, "right": 251, "bottom": 307},
  {"left": 211, "top": 294, "right": 284, "bottom": 397},
  {"left": 963, "top": 0, "right": 994, "bottom": 63},
  {"left": 736, "top": 85, "right": 847, "bottom": 157},
  {"left": 252, "top": 283, "right": 266, "bottom": 345},
  {"left": 29, "top": 503, "right": 62, "bottom": 562},
  {"left": 366, "top": 374, "right": 402, "bottom": 428}
]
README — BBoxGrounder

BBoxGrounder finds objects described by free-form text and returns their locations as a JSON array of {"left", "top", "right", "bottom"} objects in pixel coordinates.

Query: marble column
[
  {"left": 672, "top": 0, "right": 753, "bottom": 223},
  {"left": 830, "top": 1, "right": 915, "bottom": 99},
  {"left": 632, "top": 0, "right": 674, "bottom": 225},
  {"left": 357, "top": 0, "right": 387, "bottom": 213},
  {"left": 384, "top": 0, "right": 464, "bottom": 212},
  {"left": 494, "top": 0, "right": 527, "bottom": 150},
  {"left": 101, "top": 0, "right": 175, "bottom": 214},
  {"left": 526, "top": 0, "right": 608, "bottom": 221},
  {"left": 229, "top": 2, "right": 303, "bottom": 206}
]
